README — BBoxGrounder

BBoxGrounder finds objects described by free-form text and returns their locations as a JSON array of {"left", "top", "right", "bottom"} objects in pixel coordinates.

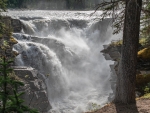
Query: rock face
[
  {"left": 2, "top": 16, "right": 22, "bottom": 33},
  {"left": 101, "top": 45, "right": 121, "bottom": 101},
  {"left": 1, "top": 16, "right": 51, "bottom": 112},
  {"left": 13, "top": 66, "right": 51, "bottom": 113},
  {"left": 11, "top": 18, "right": 22, "bottom": 32}
]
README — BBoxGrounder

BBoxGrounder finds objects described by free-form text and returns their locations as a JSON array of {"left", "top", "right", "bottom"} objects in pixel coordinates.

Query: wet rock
[
  {"left": 13, "top": 66, "right": 51, "bottom": 112},
  {"left": 2, "top": 16, "right": 22, "bottom": 33},
  {"left": 101, "top": 44, "right": 121, "bottom": 101},
  {"left": 101, "top": 45, "right": 121, "bottom": 61},
  {"left": 11, "top": 18, "right": 22, "bottom": 32}
]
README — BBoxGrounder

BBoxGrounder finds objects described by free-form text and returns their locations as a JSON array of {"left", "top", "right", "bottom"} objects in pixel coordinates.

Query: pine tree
[{"left": 97, "top": 0, "right": 142, "bottom": 104}]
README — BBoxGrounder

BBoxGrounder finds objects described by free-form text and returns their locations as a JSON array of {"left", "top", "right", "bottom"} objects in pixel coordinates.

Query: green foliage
[
  {"left": 136, "top": 74, "right": 150, "bottom": 96},
  {"left": 94, "top": 0, "right": 125, "bottom": 34},
  {"left": 138, "top": 47, "right": 150, "bottom": 60},
  {"left": 142, "top": 93, "right": 150, "bottom": 98},
  {"left": 139, "top": 37, "right": 149, "bottom": 47},
  {"left": 0, "top": 57, "right": 39, "bottom": 113},
  {"left": 4, "top": 0, "right": 102, "bottom": 10},
  {"left": 142, "top": 82, "right": 150, "bottom": 95},
  {"left": 136, "top": 74, "right": 150, "bottom": 86},
  {"left": 0, "top": 0, "right": 7, "bottom": 36},
  {"left": 7, "top": 0, "right": 25, "bottom": 8},
  {"left": 0, "top": 0, "right": 7, "bottom": 12},
  {"left": 144, "top": 86, "right": 150, "bottom": 94},
  {"left": 110, "top": 39, "right": 122, "bottom": 47},
  {"left": 0, "top": 1, "right": 38, "bottom": 112},
  {"left": 140, "top": 1, "right": 150, "bottom": 47},
  {"left": 96, "top": 0, "right": 150, "bottom": 36}
]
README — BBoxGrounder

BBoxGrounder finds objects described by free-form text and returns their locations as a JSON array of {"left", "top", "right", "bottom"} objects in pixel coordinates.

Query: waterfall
[{"left": 6, "top": 10, "right": 120, "bottom": 113}]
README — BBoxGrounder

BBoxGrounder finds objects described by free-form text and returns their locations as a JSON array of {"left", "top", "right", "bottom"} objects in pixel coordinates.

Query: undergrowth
[{"left": 0, "top": 57, "right": 39, "bottom": 113}]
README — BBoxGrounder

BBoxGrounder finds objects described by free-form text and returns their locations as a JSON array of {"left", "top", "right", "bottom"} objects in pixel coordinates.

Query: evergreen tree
[
  {"left": 97, "top": 0, "right": 142, "bottom": 104},
  {"left": 0, "top": 1, "right": 39, "bottom": 112},
  {"left": 141, "top": 1, "right": 150, "bottom": 45},
  {"left": 0, "top": 57, "right": 39, "bottom": 113}
]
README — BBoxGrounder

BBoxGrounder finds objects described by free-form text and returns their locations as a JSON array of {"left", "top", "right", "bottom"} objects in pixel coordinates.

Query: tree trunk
[{"left": 115, "top": 0, "right": 142, "bottom": 104}]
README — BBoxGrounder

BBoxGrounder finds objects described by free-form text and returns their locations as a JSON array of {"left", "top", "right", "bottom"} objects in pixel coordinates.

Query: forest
[{"left": 7, "top": 0, "right": 102, "bottom": 10}]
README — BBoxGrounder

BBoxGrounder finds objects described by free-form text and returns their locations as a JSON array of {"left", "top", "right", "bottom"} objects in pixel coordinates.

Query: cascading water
[{"left": 5, "top": 10, "right": 120, "bottom": 113}]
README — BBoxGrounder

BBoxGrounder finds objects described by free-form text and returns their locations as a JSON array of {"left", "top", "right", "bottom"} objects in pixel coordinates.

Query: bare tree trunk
[{"left": 115, "top": 0, "right": 142, "bottom": 104}]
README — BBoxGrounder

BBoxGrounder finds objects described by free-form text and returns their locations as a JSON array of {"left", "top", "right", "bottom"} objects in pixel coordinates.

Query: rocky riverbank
[
  {"left": 86, "top": 98, "right": 150, "bottom": 113},
  {"left": 88, "top": 42, "right": 150, "bottom": 113}
]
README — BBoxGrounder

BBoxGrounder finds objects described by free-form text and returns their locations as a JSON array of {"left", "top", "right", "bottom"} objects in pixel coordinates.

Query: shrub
[
  {"left": 136, "top": 74, "right": 150, "bottom": 95},
  {"left": 138, "top": 47, "right": 150, "bottom": 60},
  {"left": 136, "top": 74, "right": 150, "bottom": 86}
]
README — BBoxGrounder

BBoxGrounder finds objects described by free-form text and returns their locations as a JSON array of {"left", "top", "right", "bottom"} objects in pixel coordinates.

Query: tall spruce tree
[
  {"left": 116, "top": 0, "right": 142, "bottom": 103},
  {"left": 98, "top": 0, "right": 142, "bottom": 104}
]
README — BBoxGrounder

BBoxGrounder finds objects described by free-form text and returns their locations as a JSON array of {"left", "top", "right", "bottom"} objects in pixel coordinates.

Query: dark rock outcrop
[
  {"left": 101, "top": 44, "right": 148, "bottom": 100},
  {"left": 13, "top": 66, "right": 51, "bottom": 113},
  {"left": 101, "top": 44, "right": 121, "bottom": 101},
  {"left": 2, "top": 16, "right": 22, "bottom": 33},
  {"left": 1, "top": 16, "right": 51, "bottom": 112},
  {"left": 11, "top": 18, "right": 22, "bottom": 32}
]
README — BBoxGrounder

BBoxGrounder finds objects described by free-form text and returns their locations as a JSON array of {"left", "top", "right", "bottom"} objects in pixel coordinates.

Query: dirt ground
[{"left": 86, "top": 98, "right": 150, "bottom": 113}]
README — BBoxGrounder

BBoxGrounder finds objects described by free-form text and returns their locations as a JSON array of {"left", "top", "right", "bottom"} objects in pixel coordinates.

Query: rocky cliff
[
  {"left": 101, "top": 44, "right": 121, "bottom": 101},
  {"left": 1, "top": 16, "right": 51, "bottom": 112},
  {"left": 101, "top": 43, "right": 150, "bottom": 99},
  {"left": 13, "top": 66, "right": 51, "bottom": 113},
  {"left": 2, "top": 16, "right": 22, "bottom": 33}
]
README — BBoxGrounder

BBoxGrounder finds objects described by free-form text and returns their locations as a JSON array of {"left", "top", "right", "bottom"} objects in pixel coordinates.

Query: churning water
[{"left": 5, "top": 10, "right": 120, "bottom": 113}]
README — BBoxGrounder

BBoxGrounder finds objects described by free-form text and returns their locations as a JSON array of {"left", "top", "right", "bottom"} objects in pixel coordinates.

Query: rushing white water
[{"left": 5, "top": 10, "right": 120, "bottom": 113}]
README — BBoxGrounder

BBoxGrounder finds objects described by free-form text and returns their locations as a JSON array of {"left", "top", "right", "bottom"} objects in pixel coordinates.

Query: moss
[
  {"left": 138, "top": 47, "right": 150, "bottom": 60},
  {"left": 139, "top": 37, "right": 147, "bottom": 46},
  {"left": 9, "top": 37, "right": 18, "bottom": 44},
  {"left": 136, "top": 74, "right": 150, "bottom": 95},
  {"left": 110, "top": 40, "right": 122, "bottom": 47},
  {"left": 8, "top": 71, "right": 24, "bottom": 83},
  {"left": 136, "top": 74, "right": 150, "bottom": 86},
  {"left": 142, "top": 93, "right": 150, "bottom": 98}
]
